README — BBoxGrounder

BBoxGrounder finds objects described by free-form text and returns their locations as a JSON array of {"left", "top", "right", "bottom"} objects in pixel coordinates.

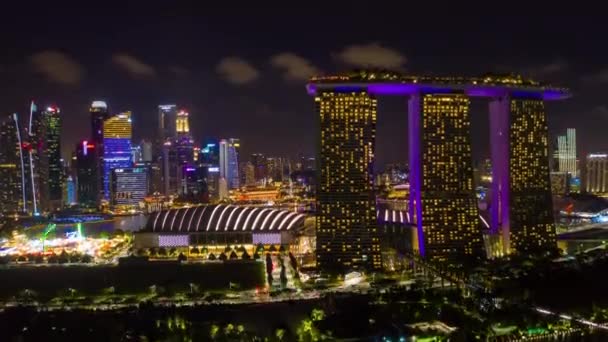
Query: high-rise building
[
  {"left": 250, "top": 153, "right": 267, "bottom": 182},
  {"left": 76, "top": 140, "right": 98, "bottom": 207},
  {"left": 219, "top": 138, "right": 240, "bottom": 189},
  {"left": 140, "top": 140, "right": 153, "bottom": 162},
  {"left": 240, "top": 161, "right": 256, "bottom": 187},
  {"left": 35, "top": 106, "right": 63, "bottom": 211},
  {"left": 316, "top": 91, "right": 381, "bottom": 271},
  {"left": 111, "top": 167, "right": 148, "bottom": 208},
  {"left": 66, "top": 175, "right": 76, "bottom": 205},
  {"left": 201, "top": 140, "right": 220, "bottom": 166},
  {"left": 490, "top": 97, "right": 556, "bottom": 254},
  {"left": 90, "top": 101, "right": 110, "bottom": 202},
  {"left": 409, "top": 93, "right": 481, "bottom": 262},
  {"left": 0, "top": 115, "right": 22, "bottom": 213},
  {"left": 176, "top": 109, "right": 190, "bottom": 136},
  {"left": 103, "top": 111, "right": 132, "bottom": 199},
  {"left": 158, "top": 104, "right": 177, "bottom": 142},
  {"left": 585, "top": 154, "right": 608, "bottom": 194},
  {"left": 554, "top": 128, "right": 577, "bottom": 177}
]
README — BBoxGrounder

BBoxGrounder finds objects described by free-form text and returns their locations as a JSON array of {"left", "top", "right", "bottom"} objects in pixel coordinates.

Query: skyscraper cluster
[{"left": 0, "top": 103, "right": 63, "bottom": 215}]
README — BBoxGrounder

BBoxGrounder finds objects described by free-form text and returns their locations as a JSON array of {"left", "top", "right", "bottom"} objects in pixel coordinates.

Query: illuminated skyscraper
[
  {"left": 0, "top": 115, "right": 22, "bottom": 213},
  {"left": 555, "top": 128, "right": 577, "bottom": 177},
  {"left": 490, "top": 96, "right": 555, "bottom": 254},
  {"left": 111, "top": 167, "right": 148, "bottom": 207},
  {"left": 103, "top": 111, "right": 132, "bottom": 199},
  {"left": 176, "top": 110, "right": 190, "bottom": 136},
  {"left": 158, "top": 104, "right": 177, "bottom": 142},
  {"left": 219, "top": 138, "right": 240, "bottom": 189},
  {"left": 409, "top": 93, "right": 481, "bottom": 261},
  {"left": 76, "top": 140, "right": 98, "bottom": 207},
  {"left": 33, "top": 106, "right": 63, "bottom": 211},
  {"left": 90, "top": 101, "right": 109, "bottom": 145},
  {"left": 316, "top": 91, "right": 381, "bottom": 271},
  {"left": 585, "top": 154, "right": 608, "bottom": 194},
  {"left": 90, "top": 101, "right": 110, "bottom": 202}
]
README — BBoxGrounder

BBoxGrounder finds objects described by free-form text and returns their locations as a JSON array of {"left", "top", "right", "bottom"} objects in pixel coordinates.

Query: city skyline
[{"left": 2, "top": 12, "right": 607, "bottom": 165}]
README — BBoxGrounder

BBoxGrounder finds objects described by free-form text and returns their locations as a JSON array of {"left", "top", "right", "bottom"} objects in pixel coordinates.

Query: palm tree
[
  {"left": 229, "top": 251, "right": 238, "bottom": 260},
  {"left": 241, "top": 250, "right": 251, "bottom": 260},
  {"left": 190, "top": 247, "right": 199, "bottom": 255},
  {"left": 219, "top": 252, "right": 228, "bottom": 261},
  {"left": 208, "top": 253, "right": 216, "bottom": 260}
]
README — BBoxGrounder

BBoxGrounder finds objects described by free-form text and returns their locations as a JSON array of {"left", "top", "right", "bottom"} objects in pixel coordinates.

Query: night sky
[{"left": 1, "top": 10, "right": 606, "bottom": 167}]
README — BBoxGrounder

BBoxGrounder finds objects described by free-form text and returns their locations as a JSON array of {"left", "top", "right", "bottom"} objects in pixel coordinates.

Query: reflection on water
[{"left": 56, "top": 215, "right": 148, "bottom": 236}]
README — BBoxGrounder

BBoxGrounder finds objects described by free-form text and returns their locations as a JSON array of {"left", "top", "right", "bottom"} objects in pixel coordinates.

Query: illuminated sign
[
  {"left": 91, "top": 101, "right": 107, "bottom": 108},
  {"left": 208, "top": 167, "right": 219, "bottom": 172},
  {"left": 159, "top": 104, "right": 176, "bottom": 110}
]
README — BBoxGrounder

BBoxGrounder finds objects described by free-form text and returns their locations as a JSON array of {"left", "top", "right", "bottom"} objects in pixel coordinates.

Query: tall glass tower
[
  {"left": 219, "top": 138, "right": 240, "bottom": 189},
  {"left": 315, "top": 91, "right": 381, "bottom": 271},
  {"left": 0, "top": 115, "right": 22, "bottom": 213},
  {"left": 103, "top": 112, "right": 132, "bottom": 200}
]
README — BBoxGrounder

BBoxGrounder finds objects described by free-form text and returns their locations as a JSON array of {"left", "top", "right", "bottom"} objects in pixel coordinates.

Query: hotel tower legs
[
  {"left": 409, "top": 92, "right": 482, "bottom": 262},
  {"left": 310, "top": 74, "right": 565, "bottom": 269},
  {"left": 490, "top": 95, "right": 555, "bottom": 255},
  {"left": 316, "top": 91, "right": 382, "bottom": 271}
]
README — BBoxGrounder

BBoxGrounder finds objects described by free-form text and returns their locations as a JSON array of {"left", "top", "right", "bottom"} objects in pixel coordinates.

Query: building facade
[
  {"left": 219, "top": 138, "right": 240, "bottom": 189},
  {"left": 585, "top": 154, "right": 608, "bottom": 194},
  {"left": 0, "top": 115, "right": 22, "bottom": 213},
  {"left": 409, "top": 93, "right": 482, "bottom": 261},
  {"left": 103, "top": 111, "right": 132, "bottom": 200},
  {"left": 76, "top": 140, "right": 99, "bottom": 207},
  {"left": 111, "top": 167, "right": 148, "bottom": 207},
  {"left": 316, "top": 91, "right": 381, "bottom": 271}
]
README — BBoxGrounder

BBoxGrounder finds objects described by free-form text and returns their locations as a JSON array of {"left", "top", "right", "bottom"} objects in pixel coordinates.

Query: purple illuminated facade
[{"left": 308, "top": 72, "right": 569, "bottom": 262}]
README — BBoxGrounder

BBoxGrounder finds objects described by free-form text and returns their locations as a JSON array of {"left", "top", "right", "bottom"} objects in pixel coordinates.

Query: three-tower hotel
[{"left": 308, "top": 71, "right": 570, "bottom": 270}]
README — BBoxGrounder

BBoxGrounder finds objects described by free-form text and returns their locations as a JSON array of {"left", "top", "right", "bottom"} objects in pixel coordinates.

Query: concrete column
[
  {"left": 408, "top": 93, "right": 425, "bottom": 257},
  {"left": 489, "top": 96, "right": 511, "bottom": 255}
]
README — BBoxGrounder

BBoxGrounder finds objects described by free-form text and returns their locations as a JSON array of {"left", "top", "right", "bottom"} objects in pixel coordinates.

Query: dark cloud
[
  {"left": 270, "top": 53, "right": 320, "bottom": 81},
  {"left": 334, "top": 43, "right": 407, "bottom": 70},
  {"left": 216, "top": 57, "right": 259, "bottom": 85},
  {"left": 112, "top": 54, "right": 157, "bottom": 79},
  {"left": 581, "top": 68, "right": 608, "bottom": 83},
  {"left": 168, "top": 65, "right": 190, "bottom": 77},
  {"left": 29, "top": 50, "right": 84, "bottom": 85}
]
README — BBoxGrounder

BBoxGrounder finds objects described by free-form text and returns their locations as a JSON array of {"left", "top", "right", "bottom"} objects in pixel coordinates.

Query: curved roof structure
[
  {"left": 307, "top": 70, "right": 570, "bottom": 100},
  {"left": 145, "top": 205, "right": 307, "bottom": 233}
]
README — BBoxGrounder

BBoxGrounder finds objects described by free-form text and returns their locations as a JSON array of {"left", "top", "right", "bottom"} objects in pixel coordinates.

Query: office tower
[
  {"left": 491, "top": 97, "right": 555, "bottom": 254},
  {"left": 158, "top": 104, "right": 177, "bottom": 142},
  {"left": 550, "top": 171, "right": 571, "bottom": 196},
  {"left": 140, "top": 140, "right": 153, "bottom": 162},
  {"left": 90, "top": 101, "right": 109, "bottom": 145},
  {"left": 66, "top": 175, "right": 76, "bottom": 205},
  {"left": 316, "top": 91, "right": 381, "bottom": 270},
  {"left": 409, "top": 93, "right": 481, "bottom": 262},
  {"left": 103, "top": 111, "right": 132, "bottom": 199},
  {"left": 0, "top": 115, "right": 22, "bottom": 213},
  {"left": 219, "top": 138, "right": 240, "bottom": 189},
  {"left": 76, "top": 140, "right": 99, "bottom": 207},
  {"left": 205, "top": 165, "right": 221, "bottom": 201},
  {"left": 201, "top": 139, "right": 220, "bottom": 165},
  {"left": 218, "top": 177, "right": 228, "bottom": 200},
  {"left": 180, "top": 165, "right": 205, "bottom": 201},
  {"left": 250, "top": 153, "right": 267, "bottom": 182},
  {"left": 240, "top": 161, "right": 255, "bottom": 187},
  {"left": 585, "top": 154, "right": 608, "bottom": 194},
  {"left": 266, "top": 157, "right": 284, "bottom": 182},
  {"left": 111, "top": 167, "right": 148, "bottom": 208},
  {"left": 176, "top": 110, "right": 190, "bottom": 136},
  {"left": 90, "top": 101, "right": 110, "bottom": 202},
  {"left": 131, "top": 145, "right": 142, "bottom": 163},
  {"left": 555, "top": 128, "right": 577, "bottom": 177},
  {"left": 33, "top": 106, "right": 63, "bottom": 211}
]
